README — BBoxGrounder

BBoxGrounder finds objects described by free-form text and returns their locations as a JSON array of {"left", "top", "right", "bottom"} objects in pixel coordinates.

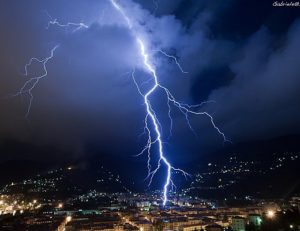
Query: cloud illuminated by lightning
[{"left": 11, "top": 0, "right": 230, "bottom": 206}]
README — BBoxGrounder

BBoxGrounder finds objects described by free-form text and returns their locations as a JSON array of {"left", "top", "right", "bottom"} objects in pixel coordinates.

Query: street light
[
  {"left": 266, "top": 210, "right": 275, "bottom": 219},
  {"left": 66, "top": 216, "right": 72, "bottom": 223}
]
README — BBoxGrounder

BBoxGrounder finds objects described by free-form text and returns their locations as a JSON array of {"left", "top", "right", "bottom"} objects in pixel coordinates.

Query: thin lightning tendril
[
  {"left": 45, "top": 11, "right": 89, "bottom": 32},
  {"left": 110, "top": 0, "right": 230, "bottom": 206},
  {"left": 155, "top": 49, "right": 188, "bottom": 74},
  {"left": 152, "top": 0, "right": 159, "bottom": 16}
]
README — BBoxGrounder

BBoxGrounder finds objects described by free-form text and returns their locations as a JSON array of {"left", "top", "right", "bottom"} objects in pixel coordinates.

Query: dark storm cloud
[
  {"left": 205, "top": 21, "right": 300, "bottom": 142},
  {"left": 0, "top": 0, "right": 299, "bottom": 165}
]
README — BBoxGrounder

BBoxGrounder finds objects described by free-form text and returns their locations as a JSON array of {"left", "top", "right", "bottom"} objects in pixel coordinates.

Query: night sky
[{"left": 0, "top": 0, "right": 300, "bottom": 185}]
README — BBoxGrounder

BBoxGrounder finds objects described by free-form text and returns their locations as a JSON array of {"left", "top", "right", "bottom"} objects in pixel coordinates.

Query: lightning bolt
[
  {"left": 110, "top": 0, "right": 230, "bottom": 206},
  {"left": 14, "top": 45, "right": 59, "bottom": 118},
  {"left": 13, "top": 16, "right": 88, "bottom": 118},
  {"left": 10, "top": 0, "right": 230, "bottom": 206}
]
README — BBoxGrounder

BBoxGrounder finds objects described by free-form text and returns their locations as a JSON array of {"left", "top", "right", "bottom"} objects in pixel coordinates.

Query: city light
[
  {"left": 66, "top": 216, "right": 72, "bottom": 223},
  {"left": 266, "top": 210, "right": 275, "bottom": 219}
]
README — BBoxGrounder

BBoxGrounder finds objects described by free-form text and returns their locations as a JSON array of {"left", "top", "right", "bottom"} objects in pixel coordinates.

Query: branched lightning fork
[
  {"left": 14, "top": 45, "right": 59, "bottom": 118},
  {"left": 14, "top": 16, "right": 88, "bottom": 118},
  {"left": 110, "top": 0, "right": 230, "bottom": 206}
]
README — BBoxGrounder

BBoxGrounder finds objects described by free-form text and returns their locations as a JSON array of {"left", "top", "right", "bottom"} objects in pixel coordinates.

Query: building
[
  {"left": 248, "top": 214, "right": 262, "bottom": 227},
  {"left": 180, "top": 224, "right": 205, "bottom": 231},
  {"left": 231, "top": 216, "right": 245, "bottom": 231},
  {"left": 64, "top": 214, "right": 121, "bottom": 231},
  {"left": 205, "top": 224, "right": 223, "bottom": 231},
  {"left": 135, "top": 220, "right": 153, "bottom": 231}
]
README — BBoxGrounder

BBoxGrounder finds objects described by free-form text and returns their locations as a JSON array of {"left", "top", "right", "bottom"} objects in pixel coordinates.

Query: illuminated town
[
  {"left": 0, "top": 155, "right": 299, "bottom": 231},
  {"left": 0, "top": 188, "right": 299, "bottom": 230}
]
